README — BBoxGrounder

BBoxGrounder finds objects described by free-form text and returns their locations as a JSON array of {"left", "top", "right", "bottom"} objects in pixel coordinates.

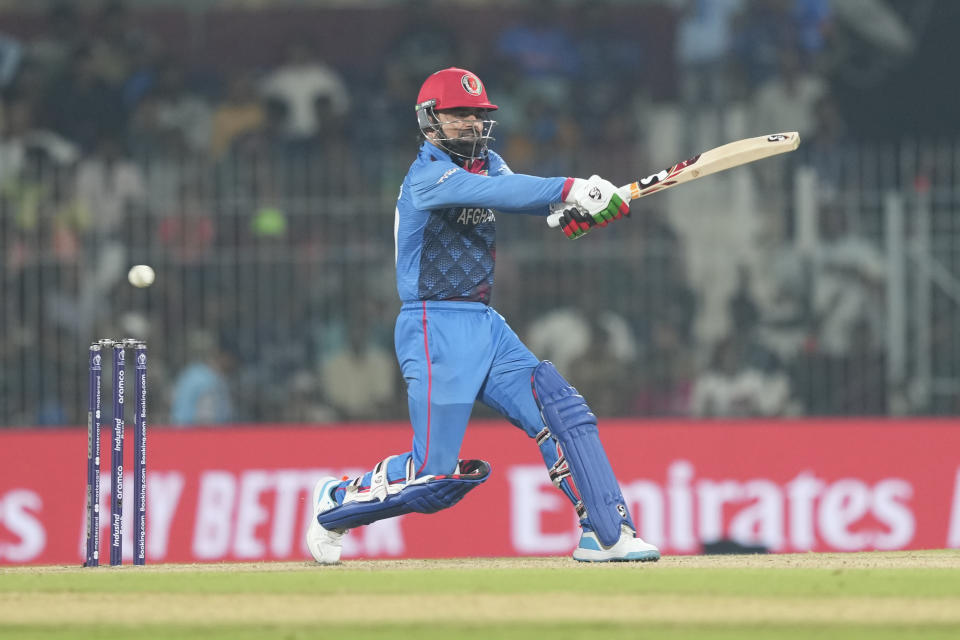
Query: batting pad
[
  {"left": 532, "top": 361, "right": 634, "bottom": 547},
  {"left": 316, "top": 459, "right": 491, "bottom": 530}
]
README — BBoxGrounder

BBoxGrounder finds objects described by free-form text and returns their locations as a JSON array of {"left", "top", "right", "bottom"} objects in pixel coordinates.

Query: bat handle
[{"left": 545, "top": 184, "right": 634, "bottom": 228}]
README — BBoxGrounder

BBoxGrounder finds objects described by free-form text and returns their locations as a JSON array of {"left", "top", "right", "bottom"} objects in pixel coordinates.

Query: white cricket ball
[{"left": 127, "top": 264, "right": 155, "bottom": 288}]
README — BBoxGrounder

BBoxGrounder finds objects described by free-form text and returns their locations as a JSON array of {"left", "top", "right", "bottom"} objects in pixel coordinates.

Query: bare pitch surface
[{"left": 3, "top": 551, "right": 960, "bottom": 639}]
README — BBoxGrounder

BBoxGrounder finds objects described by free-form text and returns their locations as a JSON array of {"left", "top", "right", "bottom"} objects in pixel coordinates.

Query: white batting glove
[{"left": 561, "top": 175, "right": 630, "bottom": 226}]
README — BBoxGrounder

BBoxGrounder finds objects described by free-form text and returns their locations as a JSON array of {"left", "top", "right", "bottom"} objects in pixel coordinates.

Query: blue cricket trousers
[
  {"left": 397, "top": 300, "right": 543, "bottom": 476},
  {"left": 334, "top": 300, "right": 545, "bottom": 495}
]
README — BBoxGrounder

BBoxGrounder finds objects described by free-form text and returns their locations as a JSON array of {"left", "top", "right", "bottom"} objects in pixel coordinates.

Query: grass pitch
[{"left": 3, "top": 551, "right": 960, "bottom": 639}]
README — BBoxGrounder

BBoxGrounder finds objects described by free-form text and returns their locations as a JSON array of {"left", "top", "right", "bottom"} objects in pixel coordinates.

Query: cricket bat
[{"left": 547, "top": 132, "right": 801, "bottom": 228}]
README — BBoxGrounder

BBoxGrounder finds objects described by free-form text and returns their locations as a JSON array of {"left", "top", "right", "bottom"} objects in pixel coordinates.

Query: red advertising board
[{"left": 2, "top": 419, "right": 960, "bottom": 565}]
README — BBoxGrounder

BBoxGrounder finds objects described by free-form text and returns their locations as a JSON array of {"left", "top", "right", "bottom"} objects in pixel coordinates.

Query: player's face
[{"left": 434, "top": 108, "right": 486, "bottom": 142}]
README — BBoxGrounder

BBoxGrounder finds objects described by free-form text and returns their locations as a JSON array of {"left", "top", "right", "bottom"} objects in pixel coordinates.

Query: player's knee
[{"left": 532, "top": 361, "right": 597, "bottom": 435}]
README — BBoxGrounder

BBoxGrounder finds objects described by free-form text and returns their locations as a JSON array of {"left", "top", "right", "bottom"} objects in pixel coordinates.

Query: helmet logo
[{"left": 461, "top": 74, "right": 482, "bottom": 96}]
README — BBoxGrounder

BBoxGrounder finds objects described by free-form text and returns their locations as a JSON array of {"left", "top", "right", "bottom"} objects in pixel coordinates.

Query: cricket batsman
[{"left": 306, "top": 67, "right": 660, "bottom": 563}]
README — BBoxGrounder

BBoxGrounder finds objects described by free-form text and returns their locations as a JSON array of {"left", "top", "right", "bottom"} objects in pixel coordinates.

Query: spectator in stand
[
  {"left": 690, "top": 335, "right": 794, "bottom": 417},
  {"left": 751, "top": 45, "right": 826, "bottom": 223},
  {"left": 230, "top": 96, "right": 290, "bottom": 157},
  {"left": 210, "top": 71, "right": 265, "bottom": 158},
  {"left": 70, "top": 135, "right": 146, "bottom": 335},
  {"left": 260, "top": 39, "right": 350, "bottom": 141},
  {"left": 631, "top": 318, "right": 695, "bottom": 417},
  {"left": 0, "top": 99, "right": 81, "bottom": 330},
  {"left": 73, "top": 134, "right": 145, "bottom": 236},
  {"left": 624, "top": 207, "right": 697, "bottom": 348},
  {"left": 675, "top": 0, "right": 744, "bottom": 101},
  {"left": 567, "top": 316, "right": 639, "bottom": 418},
  {"left": 87, "top": 0, "right": 153, "bottom": 87},
  {"left": 387, "top": 0, "right": 458, "bottom": 83},
  {"left": 284, "top": 370, "right": 337, "bottom": 423},
  {"left": 0, "top": 96, "right": 79, "bottom": 187},
  {"left": 809, "top": 191, "right": 885, "bottom": 358},
  {"left": 27, "top": 2, "right": 83, "bottom": 82},
  {"left": 703, "top": 256, "right": 795, "bottom": 418},
  {"left": 357, "top": 0, "right": 458, "bottom": 149},
  {"left": 127, "top": 59, "right": 212, "bottom": 156},
  {"left": 785, "top": 189, "right": 886, "bottom": 415},
  {"left": 674, "top": 0, "right": 744, "bottom": 148},
  {"left": 494, "top": 2, "right": 580, "bottom": 105},
  {"left": 153, "top": 176, "right": 217, "bottom": 362},
  {"left": 156, "top": 176, "right": 216, "bottom": 277},
  {"left": 526, "top": 292, "right": 638, "bottom": 383},
  {"left": 832, "top": 316, "right": 887, "bottom": 414},
  {"left": 802, "top": 93, "right": 850, "bottom": 181},
  {"left": 732, "top": 0, "right": 796, "bottom": 92},
  {"left": 319, "top": 307, "right": 398, "bottom": 421},
  {"left": 1, "top": 144, "right": 85, "bottom": 344},
  {"left": 793, "top": 0, "right": 833, "bottom": 65},
  {"left": 729, "top": 264, "right": 760, "bottom": 334},
  {"left": 576, "top": 0, "right": 648, "bottom": 142},
  {"left": 503, "top": 94, "right": 579, "bottom": 176},
  {"left": 5, "top": 52, "right": 49, "bottom": 112},
  {"left": 791, "top": 316, "right": 888, "bottom": 417},
  {"left": 826, "top": 0, "right": 915, "bottom": 87},
  {"left": 1, "top": 147, "right": 59, "bottom": 280},
  {"left": 754, "top": 242, "right": 816, "bottom": 364},
  {"left": 751, "top": 46, "right": 826, "bottom": 142},
  {"left": 44, "top": 44, "right": 126, "bottom": 152},
  {"left": 289, "top": 92, "right": 364, "bottom": 198},
  {"left": 728, "top": 262, "right": 791, "bottom": 389},
  {"left": 0, "top": 30, "right": 23, "bottom": 91},
  {"left": 494, "top": 10, "right": 585, "bottom": 176},
  {"left": 170, "top": 330, "right": 236, "bottom": 426},
  {"left": 361, "top": 59, "right": 421, "bottom": 147}
]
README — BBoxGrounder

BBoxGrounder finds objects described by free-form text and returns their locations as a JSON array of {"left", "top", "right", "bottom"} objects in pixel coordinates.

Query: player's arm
[
  {"left": 485, "top": 154, "right": 552, "bottom": 216},
  {"left": 410, "top": 160, "right": 628, "bottom": 239},
  {"left": 485, "top": 151, "right": 630, "bottom": 237},
  {"left": 409, "top": 162, "right": 565, "bottom": 211}
]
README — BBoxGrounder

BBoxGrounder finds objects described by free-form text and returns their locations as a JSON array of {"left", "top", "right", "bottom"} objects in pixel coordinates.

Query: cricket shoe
[
  {"left": 573, "top": 524, "right": 660, "bottom": 562},
  {"left": 306, "top": 476, "right": 346, "bottom": 564}
]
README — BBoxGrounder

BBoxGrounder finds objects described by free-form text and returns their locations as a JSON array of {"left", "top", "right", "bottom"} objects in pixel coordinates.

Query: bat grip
[{"left": 546, "top": 184, "right": 633, "bottom": 228}]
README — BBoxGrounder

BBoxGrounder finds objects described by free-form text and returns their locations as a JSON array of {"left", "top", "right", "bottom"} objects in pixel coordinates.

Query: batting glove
[
  {"left": 550, "top": 202, "right": 595, "bottom": 240},
  {"left": 562, "top": 175, "right": 630, "bottom": 225}
]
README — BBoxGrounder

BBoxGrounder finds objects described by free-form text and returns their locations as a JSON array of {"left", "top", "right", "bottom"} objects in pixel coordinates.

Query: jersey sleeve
[
  {"left": 408, "top": 155, "right": 564, "bottom": 212},
  {"left": 487, "top": 151, "right": 550, "bottom": 216}
]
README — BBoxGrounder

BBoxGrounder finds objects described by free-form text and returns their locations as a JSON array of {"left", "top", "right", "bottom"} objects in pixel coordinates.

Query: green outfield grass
[{"left": 3, "top": 551, "right": 960, "bottom": 639}]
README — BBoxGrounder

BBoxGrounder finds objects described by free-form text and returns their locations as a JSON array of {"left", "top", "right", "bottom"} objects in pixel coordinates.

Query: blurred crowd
[{"left": 1, "top": 0, "right": 956, "bottom": 426}]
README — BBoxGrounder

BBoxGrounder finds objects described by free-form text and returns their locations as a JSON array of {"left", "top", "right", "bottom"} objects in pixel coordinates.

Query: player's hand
[
  {"left": 549, "top": 202, "right": 595, "bottom": 240},
  {"left": 562, "top": 175, "right": 630, "bottom": 225}
]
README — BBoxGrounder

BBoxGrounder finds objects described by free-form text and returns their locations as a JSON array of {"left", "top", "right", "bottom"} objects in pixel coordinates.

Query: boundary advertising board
[{"left": 2, "top": 419, "right": 959, "bottom": 564}]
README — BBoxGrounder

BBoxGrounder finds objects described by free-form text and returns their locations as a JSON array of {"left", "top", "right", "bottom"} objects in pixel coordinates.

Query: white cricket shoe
[
  {"left": 306, "top": 476, "right": 346, "bottom": 564},
  {"left": 573, "top": 524, "right": 660, "bottom": 562}
]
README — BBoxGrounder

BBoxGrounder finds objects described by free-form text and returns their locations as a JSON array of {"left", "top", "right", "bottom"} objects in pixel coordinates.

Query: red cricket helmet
[
  {"left": 416, "top": 67, "right": 498, "bottom": 113},
  {"left": 415, "top": 68, "right": 498, "bottom": 160}
]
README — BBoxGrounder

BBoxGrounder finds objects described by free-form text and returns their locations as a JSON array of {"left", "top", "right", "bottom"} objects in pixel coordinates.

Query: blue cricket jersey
[{"left": 394, "top": 142, "right": 566, "bottom": 304}]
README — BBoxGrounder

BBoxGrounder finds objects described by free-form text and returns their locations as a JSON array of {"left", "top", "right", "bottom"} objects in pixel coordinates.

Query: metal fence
[{"left": 1, "top": 140, "right": 958, "bottom": 427}]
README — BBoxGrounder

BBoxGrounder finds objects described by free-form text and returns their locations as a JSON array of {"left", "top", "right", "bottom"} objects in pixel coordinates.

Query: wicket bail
[{"left": 84, "top": 338, "right": 147, "bottom": 567}]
